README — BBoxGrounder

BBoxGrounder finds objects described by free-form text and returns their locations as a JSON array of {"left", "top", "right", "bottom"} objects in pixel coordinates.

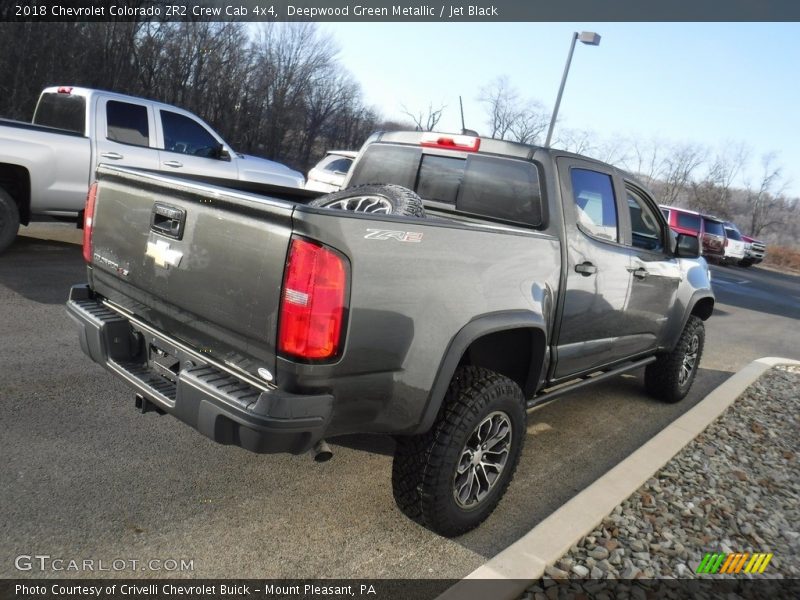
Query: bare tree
[
  {"left": 689, "top": 142, "right": 750, "bottom": 216},
  {"left": 555, "top": 128, "right": 595, "bottom": 155},
  {"left": 592, "top": 135, "right": 631, "bottom": 167},
  {"left": 745, "top": 153, "right": 790, "bottom": 237},
  {"left": 660, "top": 142, "right": 707, "bottom": 206},
  {"left": 478, "top": 76, "right": 549, "bottom": 143},
  {"left": 621, "top": 137, "right": 667, "bottom": 185},
  {"left": 401, "top": 103, "right": 446, "bottom": 131},
  {"left": 479, "top": 76, "right": 519, "bottom": 139}
]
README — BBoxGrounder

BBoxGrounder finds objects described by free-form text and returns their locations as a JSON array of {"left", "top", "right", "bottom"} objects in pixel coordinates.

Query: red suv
[
  {"left": 660, "top": 205, "right": 727, "bottom": 263},
  {"left": 700, "top": 216, "right": 726, "bottom": 263}
]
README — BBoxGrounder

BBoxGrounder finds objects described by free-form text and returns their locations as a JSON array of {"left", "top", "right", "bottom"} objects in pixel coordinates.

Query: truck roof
[
  {"left": 40, "top": 86, "right": 198, "bottom": 116},
  {"left": 372, "top": 130, "right": 647, "bottom": 186},
  {"left": 659, "top": 204, "right": 702, "bottom": 216}
]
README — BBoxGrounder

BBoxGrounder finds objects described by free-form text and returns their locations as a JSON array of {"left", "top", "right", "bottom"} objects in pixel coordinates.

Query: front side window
[
  {"left": 106, "top": 101, "right": 149, "bottom": 147},
  {"left": 627, "top": 188, "right": 664, "bottom": 252},
  {"left": 570, "top": 168, "right": 618, "bottom": 242},
  {"left": 160, "top": 110, "right": 219, "bottom": 158}
]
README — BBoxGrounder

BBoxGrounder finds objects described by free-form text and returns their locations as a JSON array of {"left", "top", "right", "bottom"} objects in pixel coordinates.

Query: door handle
[
  {"left": 628, "top": 267, "right": 649, "bottom": 279},
  {"left": 150, "top": 202, "right": 186, "bottom": 240},
  {"left": 100, "top": 152, "right": 123, "bottom": 160},
  {"left": 574, "top": 262, "right": 597, "bottom": 276},
  {"left": 162, "top": 160, "right": 183, "bottom": 168}
]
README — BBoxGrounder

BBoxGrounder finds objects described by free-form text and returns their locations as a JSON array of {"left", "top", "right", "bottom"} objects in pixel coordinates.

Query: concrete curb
[{"left": 437, "top": 357, "right": 800, "bottom": 600}]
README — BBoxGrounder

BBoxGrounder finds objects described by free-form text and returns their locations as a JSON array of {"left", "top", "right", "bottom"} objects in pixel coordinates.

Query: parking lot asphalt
[{"left": 1, "top": 224, "right": 798, "bottom": 579}]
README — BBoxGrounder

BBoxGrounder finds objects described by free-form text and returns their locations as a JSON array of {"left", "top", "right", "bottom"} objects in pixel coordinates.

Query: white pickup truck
[{"left": 0, "top": 86, "right": 305, "bottom": 252}]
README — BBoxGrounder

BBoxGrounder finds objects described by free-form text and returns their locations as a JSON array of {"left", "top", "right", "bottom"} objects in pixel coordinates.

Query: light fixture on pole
[{"left": 544, "top": 31, "right": 601, "bottom": 148}]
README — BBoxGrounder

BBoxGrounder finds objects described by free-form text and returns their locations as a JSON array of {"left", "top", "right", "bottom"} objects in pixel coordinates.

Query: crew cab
[
  {"left": 67, "top": 131, "right": 713, "bottom": 536},
  {"left": 0, "top": 86, "right": 304, "bottom": 252}
]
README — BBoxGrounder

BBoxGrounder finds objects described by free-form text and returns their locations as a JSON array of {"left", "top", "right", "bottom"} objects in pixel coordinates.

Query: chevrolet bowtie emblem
[{"left": 146, "top": 239, "right": 183, "bottom": 268}]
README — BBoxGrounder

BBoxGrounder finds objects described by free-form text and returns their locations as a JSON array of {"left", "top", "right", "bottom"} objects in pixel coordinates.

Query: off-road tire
[
  {"left": 392, "top": 366, "right": 526, "bottom": 537},
  {"left": 0, "top": 188, "right": 20, "bottom": 254},
  {"left": 645, "top": 315, "right": 705, "bottom": 403},
  {"left": 310, "top": 183, "right": 425, "bottom": 218}
]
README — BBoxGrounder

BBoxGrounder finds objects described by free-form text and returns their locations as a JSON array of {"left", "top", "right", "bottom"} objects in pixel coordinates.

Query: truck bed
[{"left": 76, "top": 164, "right": 561, "bottom": 441}]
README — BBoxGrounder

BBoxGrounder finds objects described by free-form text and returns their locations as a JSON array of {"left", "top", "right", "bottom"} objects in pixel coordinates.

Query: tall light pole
[{"left": 544, "top": 31, "right": 601, "bottom": 148}]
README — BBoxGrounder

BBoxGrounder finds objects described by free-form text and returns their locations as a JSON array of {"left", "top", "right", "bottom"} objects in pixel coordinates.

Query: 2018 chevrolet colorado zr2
[{"left": 67, "top": 131, "right": 713, "bottom": 536}]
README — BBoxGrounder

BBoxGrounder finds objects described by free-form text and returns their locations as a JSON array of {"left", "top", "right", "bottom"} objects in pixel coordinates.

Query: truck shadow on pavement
[
  {"left": 331, "top": 365, "right": 732, "bottom": 559},
  {"left": 0, "top": 234, "right": 84, "bottom": 305},
  {"left": 710, "top": 266, "right": 800, "bottom": 321}
]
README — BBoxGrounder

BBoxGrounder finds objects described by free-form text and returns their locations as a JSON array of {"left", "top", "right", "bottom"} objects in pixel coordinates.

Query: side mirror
[
  {"left": 675, "top": 233, "right": 700, "bottom": 258},
  {"left": 216, "top": 144, "right": 231, "bottom": 161},
  {"left": 668, "top": 229, "right": 678, "bottom": 255}
]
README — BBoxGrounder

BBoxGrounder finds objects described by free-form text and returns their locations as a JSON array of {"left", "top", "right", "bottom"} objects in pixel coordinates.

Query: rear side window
[
  {"left": 349, "top": 144, "right": 543, "bottom": 226},
  {"left": 704, "top": 220, "right": 724, "bottom": 236},
  {"left": 33, "top": 93, "right": 86, "bottom": 134},
  {"left": 570, "top": 168, "right": 618, "bottom": 242},
  {"left": 725, "top": 227, "right": 742, "bottom": 241},
  {"left": 160, "top": 110, "right": 219, "bottom": 158},
  {"left": 676, "top": 211, "right": 702, "bottom": 231},
  {"left": 106, "top": 101, "right": 149, "bottom": 147},
  {"left": 459, "top": 155, "right": 541, "bottom": 225}
]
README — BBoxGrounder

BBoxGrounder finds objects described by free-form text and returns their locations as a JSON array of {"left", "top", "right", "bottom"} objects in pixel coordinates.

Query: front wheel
[
  {"left": 0, "top": 188, "right": 20, "bottom": 254},
  {"left": 392, "top": 366, "right": 526, "bottom": 537},
  {"left": 645, "top": 315, "right": 705, "bottom": 403}
]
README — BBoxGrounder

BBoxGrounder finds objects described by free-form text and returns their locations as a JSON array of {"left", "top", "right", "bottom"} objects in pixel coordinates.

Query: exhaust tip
[{"left": 313, "top": 440, "right": 333, "bottom": 462}]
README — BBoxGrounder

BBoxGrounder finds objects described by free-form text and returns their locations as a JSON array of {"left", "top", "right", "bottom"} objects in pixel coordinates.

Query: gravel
[{"left": 519, "top": 364, "right": 799, "bottom": 593}]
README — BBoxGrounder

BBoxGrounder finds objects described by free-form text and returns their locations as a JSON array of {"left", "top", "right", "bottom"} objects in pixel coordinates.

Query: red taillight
[
  {"left": 82, "top": 182, "right": 97, "bottom": 263},
  {"left": 278, "top": 237, "right": 348, "bottom": 360},
  {"left": 57, "top": 86, "right": 73, "bottom": 94},
  {"left": 420, "top": 132, "right": 481, "bottom": 152}
]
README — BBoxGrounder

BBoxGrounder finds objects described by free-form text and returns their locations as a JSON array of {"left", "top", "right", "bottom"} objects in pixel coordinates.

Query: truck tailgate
[{"left": 88, "top": 166, "right": 294, "bottom": 378}]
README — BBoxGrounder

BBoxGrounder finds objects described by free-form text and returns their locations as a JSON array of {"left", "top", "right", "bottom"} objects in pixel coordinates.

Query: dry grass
[{"left": 763, "top": 245, "right": 800, "bottom": 274}]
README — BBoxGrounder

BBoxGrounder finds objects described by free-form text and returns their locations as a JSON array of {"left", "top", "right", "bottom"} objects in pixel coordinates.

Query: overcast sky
[{"left": 322, "top": 22, "right": 800, "bottom": 196}]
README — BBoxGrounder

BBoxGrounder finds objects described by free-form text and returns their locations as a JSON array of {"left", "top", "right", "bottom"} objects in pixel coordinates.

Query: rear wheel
[
  {"left": 645, "top": 315, "right": 705, "bottom": 403},
  {"left": 0, "top": 188, "right": 20, "bottom": 253},
  {"left": 310, "top": 184, "right": 425, "bottom": 218},
  {"left": 392, "top": 366, "right": 526, "bottom": 537}
]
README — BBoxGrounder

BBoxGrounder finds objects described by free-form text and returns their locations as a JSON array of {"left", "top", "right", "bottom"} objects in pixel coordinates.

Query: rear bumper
[{"left": 66, "top": 284, "right": 333, "bottom": 454}]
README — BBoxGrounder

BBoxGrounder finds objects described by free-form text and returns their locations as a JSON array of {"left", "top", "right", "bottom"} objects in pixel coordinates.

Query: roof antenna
[{"left": 459, "top": 95, "right": 479, "bottom": 137}]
